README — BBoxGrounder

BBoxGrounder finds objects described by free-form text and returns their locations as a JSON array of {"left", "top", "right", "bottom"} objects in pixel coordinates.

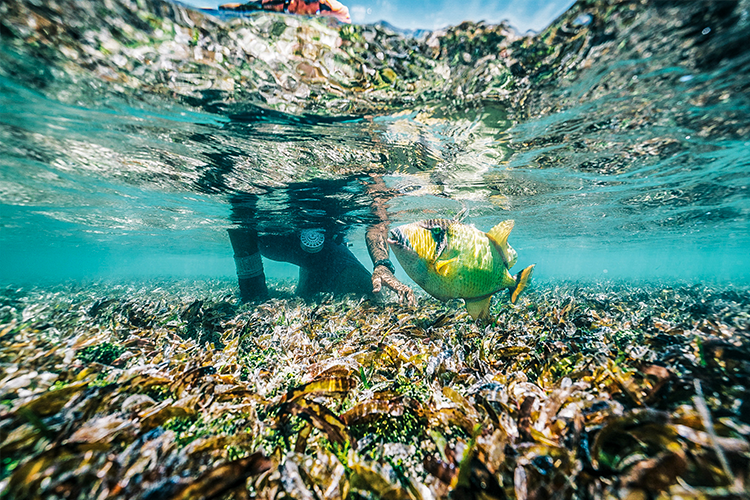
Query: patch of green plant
[
  {"left": 89, "top": 373, "right": 116, "bottom": 388},
  {"left": 164, "top": 414, "right": 202, "bottom": 447},
  {"left": 260, "top": 415, "right": 308, "bottom": 455},
  {"left": 611, "top": 329, "right": 645, "bottom": 357},
  {"left": 0, "top": 305, "right": 16, "bottom": 324},
  {"left": 241, "top": 346, "right": 278, "bottom": 371},
  {"left": 165, "top": 410, "right": 254, "bottom": 448},
  {"left": 144, "top": 383, "right": 171, "bottom": 401},
  {"left": 540, "top": 353, "right": 582, "bottom": 383},
  {"left": 265, "top": 372, "right": 300, "bottom": 401},
  {"left": 359, "top": 365, "right": 375, "bottom": 389},
  {"left": 1, "top": 456, "right": 22, "bottom": 478},
  {"left": 49, "top": 379, "right": 69, "bottom": 391},
  {"left": 325, "top": 438, "right": 352, "bottom": 472},
  {"left": 210, "top": 412, "right": 253, "bottom": 436},
  {"left": 270, "top": 21, "right": 287, "bottom": 38},
  {"left": 349, "top": 411, "right": 426, "bottom": 449},
  {"left": 78, "top": 342, "right": 124, "bottom": 365},
  {"left": 349, "top": 411, "right": 430, "bottom": 486},
  {"left": 226, "top": 444, "right": 249, "bottom": 461},
  {"left": 393, "top": 375, "right": 431, "bottom": 403},
  {"left": 695, "top": 335, "right": 707, "bottom": 367}
]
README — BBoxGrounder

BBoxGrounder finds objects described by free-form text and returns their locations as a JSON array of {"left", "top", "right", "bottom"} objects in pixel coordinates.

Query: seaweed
[
  {"left": 0, "top": 279, "right": 748, "bottom": 498},
  {"left": 78, "top": 343, "right": 125, "bottom": 365}
]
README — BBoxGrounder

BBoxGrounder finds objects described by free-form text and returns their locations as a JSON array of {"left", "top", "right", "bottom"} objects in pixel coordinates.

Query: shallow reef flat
[{"left": 0, "top": 280, "right": 748, "bottom": 499}]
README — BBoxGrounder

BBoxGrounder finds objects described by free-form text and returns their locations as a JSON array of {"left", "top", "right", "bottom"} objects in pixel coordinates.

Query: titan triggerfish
[{"left": 388, "top": 219, "right": 534, "bottom": 320}]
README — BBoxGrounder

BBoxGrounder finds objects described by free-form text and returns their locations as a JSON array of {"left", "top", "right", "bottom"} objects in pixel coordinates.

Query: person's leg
[
  {"left": 257, "top": 233, "right": 306, "bottom": 266},
  {"left": 328, "top": 243, "right": 373, "bottom": 296},
  {"left": 254, "top": 231, "right": 372, "bottom": 299},
  {"left": 228, "top": 228, "right": 269, "bottom": 302},
  {"left": 332, "top": 258, "right": 373, "bottom": 296},
  {"left": 296, "top": 239, "right": 373, "bottom": 298}
]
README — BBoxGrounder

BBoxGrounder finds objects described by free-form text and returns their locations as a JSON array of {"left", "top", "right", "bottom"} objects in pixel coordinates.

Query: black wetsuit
[
  {"left": 189, "top": 116, "right": 375, "bottom": 301},
  {"left": 228, "top": 227, "right": 371, "bottom": 301},
  {"left": 226, "top": 181, "right": 374, "bottom": 302}
]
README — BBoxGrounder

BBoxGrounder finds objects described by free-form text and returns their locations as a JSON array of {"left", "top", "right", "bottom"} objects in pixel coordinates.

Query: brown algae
[{"left": 0, "top": 279, "right": 748, "bottom": 499}]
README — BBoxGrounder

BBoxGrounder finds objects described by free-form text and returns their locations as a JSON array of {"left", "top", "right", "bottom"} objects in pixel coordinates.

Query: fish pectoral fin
[
  {"left": 509, "top": 264, "right": 534, "bottom": 303},
  {"left": 486, "top": 220, "right": 514, "bottom": 265},
  {"left": 434, "top": 257, "right": 457, "bottom": 277},
  {"left": 465, "top": 296, "right": 492, "bottom": 321}
]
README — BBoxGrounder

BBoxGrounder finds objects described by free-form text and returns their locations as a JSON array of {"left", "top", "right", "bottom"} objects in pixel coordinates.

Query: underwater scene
[{"left": 1, "top": 0, "right": 749, "bottom": 498}]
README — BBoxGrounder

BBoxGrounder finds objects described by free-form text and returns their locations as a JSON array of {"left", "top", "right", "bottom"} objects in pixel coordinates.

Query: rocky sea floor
[{"left": 1, "top": 280, "right": 748, "bottom": 499}]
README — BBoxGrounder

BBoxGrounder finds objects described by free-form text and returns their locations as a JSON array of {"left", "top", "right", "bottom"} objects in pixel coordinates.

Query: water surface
[{"left": 1, "top": 0, "right": 748, "bottom": 287}]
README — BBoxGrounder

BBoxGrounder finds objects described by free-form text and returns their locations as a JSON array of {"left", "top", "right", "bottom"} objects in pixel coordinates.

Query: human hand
[{"left": 372, "top": 265, "right": 417, "bottom": 307}]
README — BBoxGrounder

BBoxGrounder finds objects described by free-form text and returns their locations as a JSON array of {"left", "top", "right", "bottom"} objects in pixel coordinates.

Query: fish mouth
[{"left": 387, "top": 228, "right": 412, "bottom": 252}]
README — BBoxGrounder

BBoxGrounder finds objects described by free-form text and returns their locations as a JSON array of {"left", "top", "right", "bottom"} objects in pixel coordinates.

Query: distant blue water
[{"left": 1, "top": 3, "right": 749, "bottom": 290}]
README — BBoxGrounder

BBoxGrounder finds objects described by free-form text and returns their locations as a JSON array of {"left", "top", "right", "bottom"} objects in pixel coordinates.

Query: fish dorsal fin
[
  {"left": 486, "top": 220, "right": 514, "bottom": 265},
  {"left": 465, "top": 296, "right": 492, "bottom": 321}
]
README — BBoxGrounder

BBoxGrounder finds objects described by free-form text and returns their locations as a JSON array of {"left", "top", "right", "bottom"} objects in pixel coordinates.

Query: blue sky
[
  {"left": 345, "top": 0, "right": 575, "bottom": 32},
  {"left": 186, "top": 0, "right": 576, "bottom": 32}
]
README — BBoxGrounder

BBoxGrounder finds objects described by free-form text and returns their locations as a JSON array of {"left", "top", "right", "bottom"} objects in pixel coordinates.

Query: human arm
[
  {"left": 365, "top": 176, "right": 417, "bottom": 307},
  {"left": 318, "top": 0, "right": 351, "bottom": 23}
]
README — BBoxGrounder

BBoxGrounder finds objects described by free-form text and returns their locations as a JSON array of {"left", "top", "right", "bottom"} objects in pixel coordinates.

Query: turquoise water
[{"left": 1, "top": 0, "right": 749, "bottom": 288}]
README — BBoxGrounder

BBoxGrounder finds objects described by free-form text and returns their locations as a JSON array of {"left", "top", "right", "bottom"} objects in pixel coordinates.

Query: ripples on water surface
[{"left": 0, "top": 0, "right": 748, "bottom": 285}]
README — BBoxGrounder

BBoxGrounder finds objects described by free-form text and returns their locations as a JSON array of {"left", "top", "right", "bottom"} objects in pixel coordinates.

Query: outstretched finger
[{"left": 383, "top": 275, "right": 414, "bottom": 307}]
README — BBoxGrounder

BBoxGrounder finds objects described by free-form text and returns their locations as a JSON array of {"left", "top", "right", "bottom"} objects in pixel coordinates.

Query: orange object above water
[{"left": 219, "top": 0, "right": 351, "bottom": 24}]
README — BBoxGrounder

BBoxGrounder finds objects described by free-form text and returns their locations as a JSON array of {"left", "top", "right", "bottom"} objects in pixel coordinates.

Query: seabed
[{"left": 0, "top": 279, "right": 748, "bottom": 499}]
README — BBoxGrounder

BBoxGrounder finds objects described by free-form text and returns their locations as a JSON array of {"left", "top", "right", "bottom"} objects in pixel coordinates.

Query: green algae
[
  {"left": 79, "top": 342, "right": 125, "bottom": 365},
  {"left": 0, "top": 279, "right": 748, "bottom": 498}
]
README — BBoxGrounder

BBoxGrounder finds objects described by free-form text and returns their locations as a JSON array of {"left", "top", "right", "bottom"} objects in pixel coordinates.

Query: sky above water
[{"left": 183, "top": 0, "right": 576, "bottom": 32}]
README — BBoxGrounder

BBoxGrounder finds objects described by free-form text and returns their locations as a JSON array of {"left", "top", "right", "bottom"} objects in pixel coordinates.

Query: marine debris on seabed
[{"left": 0, "top": 279, "right": 748, "bottom": 499}]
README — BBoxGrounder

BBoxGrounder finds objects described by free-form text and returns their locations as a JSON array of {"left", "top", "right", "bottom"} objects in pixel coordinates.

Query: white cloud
[{"left": 350, "top": 5, "right": 368, "bottom": 23}]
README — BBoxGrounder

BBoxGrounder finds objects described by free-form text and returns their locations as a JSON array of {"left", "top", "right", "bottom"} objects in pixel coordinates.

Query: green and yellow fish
[{"left": 388, "top": 219, "right": 534, "bottom": 320}]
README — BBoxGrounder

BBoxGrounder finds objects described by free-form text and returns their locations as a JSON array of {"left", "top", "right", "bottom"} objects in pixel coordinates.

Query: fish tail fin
[
  {"left": 465, "top": 296, "right": 492, "bottom": 321},
  {"left": 509, "top": 265, "right": 534, "bottom": 303}
]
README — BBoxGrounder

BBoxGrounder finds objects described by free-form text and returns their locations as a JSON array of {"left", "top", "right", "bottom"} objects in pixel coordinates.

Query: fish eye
[{"left": 430, "top": 227, "right": 443, "bottom": 238}]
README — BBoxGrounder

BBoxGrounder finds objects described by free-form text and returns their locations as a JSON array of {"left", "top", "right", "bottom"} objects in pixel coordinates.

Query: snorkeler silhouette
[
  {"left": 226, "top": 176, "right": 415, "bottom": 305},
  {"left": 188, "top": 109, "right": 413, "bottom": 306}
]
